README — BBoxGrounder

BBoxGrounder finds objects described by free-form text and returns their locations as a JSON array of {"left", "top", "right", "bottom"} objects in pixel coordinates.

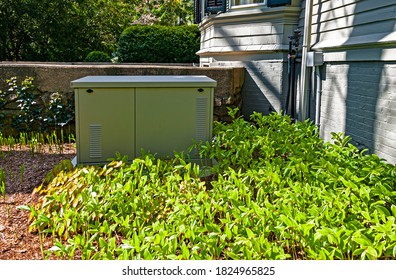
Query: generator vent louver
[
  {"left": 89, "top": 124, "right": 102, "bottom": 158},
  {"left": 196, "top": 97, "right": 208, "bottom": 143}
]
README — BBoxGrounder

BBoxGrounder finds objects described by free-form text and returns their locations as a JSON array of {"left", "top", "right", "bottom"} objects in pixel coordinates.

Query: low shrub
[
  {"left": 27, "top": 112, "right": 396, "bottom": 260},
  {"left": 84, "top": 51, "right": 111, "bottom": 62},
  {"left": 117, "top": 25, "right": 200, "bottom": 63},
  {"left": 0, "top": 77, "right": 74, "bottom": 135}
]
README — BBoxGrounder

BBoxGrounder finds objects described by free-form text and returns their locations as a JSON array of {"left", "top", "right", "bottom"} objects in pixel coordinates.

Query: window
[
  {"left": 232, "top": 0, "right": 265, "bottom": 6},
  {"left": 194, "top": 0, "right": 268, "bottom": 24},
  {"left": 206, "top": 0, "right": 227, "bottom": 13}
]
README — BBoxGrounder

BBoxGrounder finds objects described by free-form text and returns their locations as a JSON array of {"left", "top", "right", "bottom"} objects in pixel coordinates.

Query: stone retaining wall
[{"left": 0, "top": 62, "right": 245, "bottom": 123}]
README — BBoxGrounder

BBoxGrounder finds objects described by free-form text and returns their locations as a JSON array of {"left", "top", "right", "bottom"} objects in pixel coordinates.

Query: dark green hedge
[
  {"left": 84, "top": 51, "right": 111, "bottom": 62},
  {"left": 117, "top": 25, "right": 200, "bottom": 63}
]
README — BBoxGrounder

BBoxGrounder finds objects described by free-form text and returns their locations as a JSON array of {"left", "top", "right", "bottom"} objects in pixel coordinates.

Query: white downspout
[{"left": 300, "top": 0, "right": 314, "bottom": 121}]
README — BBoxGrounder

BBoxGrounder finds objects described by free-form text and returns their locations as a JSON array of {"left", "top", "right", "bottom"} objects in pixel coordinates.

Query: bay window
[
  {"left": 232, "top": 0, "right": 265, "bottom": 6},
  {"left": 194, "top": 0, "right": 292, "bottom": 24}
]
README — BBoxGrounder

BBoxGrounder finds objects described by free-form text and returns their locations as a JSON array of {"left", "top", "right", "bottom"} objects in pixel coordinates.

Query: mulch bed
[{"left": 0, "top": 144, "right": 76, "bottom": 259}]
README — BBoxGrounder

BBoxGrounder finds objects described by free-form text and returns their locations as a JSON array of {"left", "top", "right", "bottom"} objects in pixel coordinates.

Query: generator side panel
[
  {"left": 76, "top": 88, "right": 135, "bottom": 164},
  {"left": 135, "top": 87, "right": 213, "bottom": 159}
]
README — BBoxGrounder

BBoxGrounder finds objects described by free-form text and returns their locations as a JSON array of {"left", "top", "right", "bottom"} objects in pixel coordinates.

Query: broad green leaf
[
  {"left": 120, "top": 243, "right": 133, "bottom": 250},
  {"left": 352, "top": 235, "right": 372, "bottom": 247},
  {"left": 246, "top": 228, "right": 255, "bottom": 239},
  {"left": 48, "top": 246, "right": 61, "bottom": 252},
  {"left": 361, "top": 211, "right": 371, "bottom": 221},
  {"left": 143, "top": 250, "right": 153, "bottom": 260},
  {"left": 301, "top": 222, "right": 315, "bottom": 236},
  {"left": 391, "top": 205, "right": 396, "bottom": 218},
  {"left": 16, "top": 205, "right": 31, "bottom": 211},
  {"left": 226, "top": 251, "right": 240, "bottom": 260},
  {"left": 225, "top": 225, "right": 233, "bottom": 240},
  {"left": 280, "top": 215, "right": 295, "bottom": 228},
  {"left": 166, "top": 254, "right": 178, "bottom": 260},
  {"left": 366, "top": 246, "right": 378, "bottom": 259},
  {"left": 393, "top": 245, "right": 396, "bottom": 257},
  {"left": 375, "top": 205, "right": 391, "bottom": 217},
  {"left": 181, "top": 243, "right": 190, "bottom": 259},
  {"left": 99, "top": 238, "right": 107, "bottom": 249}
]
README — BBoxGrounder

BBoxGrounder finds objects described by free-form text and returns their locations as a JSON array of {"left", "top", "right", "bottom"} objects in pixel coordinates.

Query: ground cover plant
[
  {"left": 26, "top": 111, "right": 396, "bottom": 260},
  {"left": 0, "top": 131, "right": 76, "bottom": 259}
]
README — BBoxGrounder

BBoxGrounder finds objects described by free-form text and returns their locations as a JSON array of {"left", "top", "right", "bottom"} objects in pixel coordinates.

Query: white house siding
[
  {"left": 198, "top": 2, "right": 302, "bottom": 116},
  {"left": 299, "top": 0, "right": 396, "bottom": 163}
]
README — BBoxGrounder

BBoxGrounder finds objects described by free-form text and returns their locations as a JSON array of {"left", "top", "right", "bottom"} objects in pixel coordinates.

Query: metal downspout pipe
[
  {"left": 300, "top": 0, "right": 314, "bottom": 121},
  {"left": 314, "top": 65, "right": 322, "bottom": 131},
  {"left": 284, "top": 29, "right": 301, "bottom": 120}
]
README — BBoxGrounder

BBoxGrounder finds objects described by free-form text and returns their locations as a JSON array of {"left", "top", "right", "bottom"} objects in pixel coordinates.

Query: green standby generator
[{"left": 71, "top": 76, "right": 216, "bottom": 164}]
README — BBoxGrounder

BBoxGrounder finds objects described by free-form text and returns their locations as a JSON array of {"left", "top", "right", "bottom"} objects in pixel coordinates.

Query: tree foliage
[
  {"left": 0, "top": 0, "right": 194, "bottom": 62},
  {"left": 132, "top": 0, "right": 194, "bottom": 25},
  {"left": 1, "top": 0, "right": 89, "bottom": 61}
]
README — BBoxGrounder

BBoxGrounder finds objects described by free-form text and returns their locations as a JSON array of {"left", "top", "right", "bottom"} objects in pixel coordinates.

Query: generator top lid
[{"left": 71, "top": 75, "right": 217, "bottom": 88}]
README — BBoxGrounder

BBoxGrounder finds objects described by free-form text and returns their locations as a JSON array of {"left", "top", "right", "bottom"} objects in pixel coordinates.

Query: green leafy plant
[
  {"left": 25, "top": 111, "right": 396, "bottom": 260},
  {"left": 38, "top": 159, "right": 74, "bottom": 191},
  {"left": 0, "top": 77, "right": 74, "bottom": 135},
  {"left": 9, "top": 77, "right": 43, "bottom": 132},
  {"left": 0, "top": 129, "right": 74, "bottom": 158},
  {"left": 0, "top": 168, "right": 5, "bottom": 201}
]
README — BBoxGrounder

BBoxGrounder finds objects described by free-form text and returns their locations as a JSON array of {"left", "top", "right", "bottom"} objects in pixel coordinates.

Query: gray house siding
[
  {"left": 317, "top": 62, "right": 396, "bottom": 163},
  {"left": 300, "top": 0, "right": 396, "bottom": 163},
  {"left": 198, "top": 2, "right": 302, "bottom": 116},
  {"left": 197, "top": 0, "right": 396, "bottom": 164}
]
